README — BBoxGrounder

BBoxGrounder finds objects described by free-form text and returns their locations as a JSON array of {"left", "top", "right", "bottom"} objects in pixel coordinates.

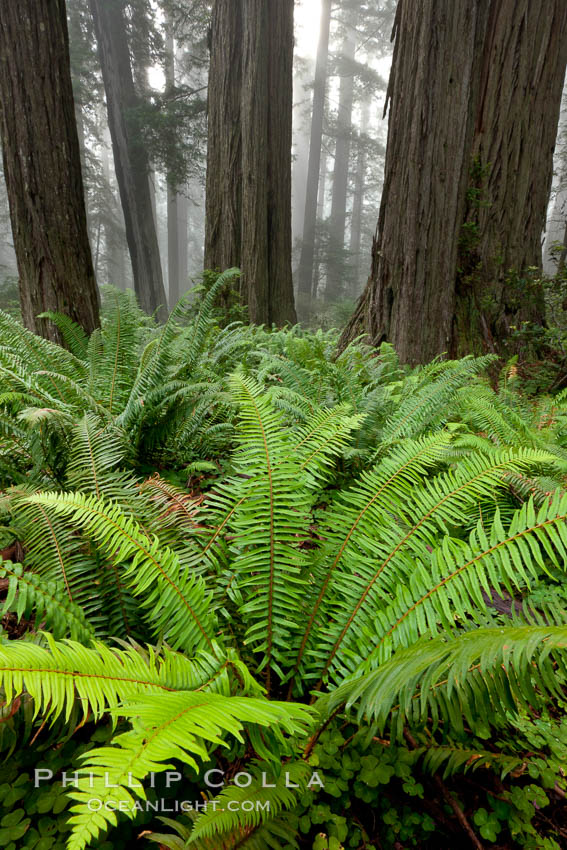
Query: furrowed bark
[
  {"left": 341, "top": 0, "right": 567, "bottom": 364},
  {"left": 0, "top": 0, "right": 100, "bottom": 340}
]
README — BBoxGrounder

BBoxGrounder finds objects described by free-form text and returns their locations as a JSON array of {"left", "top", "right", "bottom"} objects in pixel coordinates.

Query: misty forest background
[
  {"left": 0, "top": 0, "right": 394, "bottom": 329},
  {"left": 4, "top": 2, "right": 567, "bottom": 850}
]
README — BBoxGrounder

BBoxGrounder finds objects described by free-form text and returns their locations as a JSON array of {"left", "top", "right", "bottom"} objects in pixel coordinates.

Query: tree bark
[
  {"left": 296, "top": 0, "right": 332, "bottom": 317},
  {"left": 205, "top": 0, "right": 297, "bottom": 326},
  {"left": 325, "top": 29, "right": 357, "bottom": 303},
  {"left": 89, "top": 0, "right": 167, "bottom": 321},
  {"left": 240, "top": 0, "right": 296, "bottom": 325},
  {"left": 0, "top": 0, "right": 100, "bottom": 340},
  {"left": 340, "top": 0, "right": 567, "bottom": 364},
  {"left": 204, "top": 0, "right": 243, "bottom": 273}
]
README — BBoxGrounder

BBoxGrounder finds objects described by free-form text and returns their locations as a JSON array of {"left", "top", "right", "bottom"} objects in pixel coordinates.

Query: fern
[
  {"left": 319, "top": 625, "right": 567, "bottom": 739},
  {"left": 0, "top": 560, "right": 93, "bottom": 642},
  {"left": 66, "top": 695, "right": 311, "bottom": 850},
  {"left": 26, "top": 491, "right": 218, "bottom": 655}
]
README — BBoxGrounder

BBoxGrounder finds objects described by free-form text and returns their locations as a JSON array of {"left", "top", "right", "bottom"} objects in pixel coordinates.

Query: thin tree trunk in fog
[
  {"left": 296, "top": 0, "right": 332, "bottom": 317},
  {"left": 178, "top": 191, "right": 188, "bottom": 296},
  {"left": 205, "top": 0, "right": 243, "bottom": 272},
  {"left": 341, "top": 0, "right": 567, "bottom": 364},
  {"left": 317, "top": 147, "right": 328, "bottom": 220},
  {"left": 0, "top": 0, "right": 100, "bottom": 340},
  {"left": 312, "top": 146, "right": 329, "bottom": 301},
  {"left": 325, "top": 29, "right": 356, "bottom": 303},
  {"left": 292, "top": 66, "right": 312, "bottom": 243},
  {"left": 241, "top": 0, "right": 296, "bottom": 325},
  {"left": 349, "top": 98, "right": 370, "bottom": 295},
  {"left": 165, "top": 20, "right": 179, "bottom": 306},
  {"left": 167, "top": 190, "right": 179, "bottom": 305},
  {"left": 89, "top": 0, "right": 167, "bottom": 320},
  {"left": 101, "top": 132, "right": 127, "bottom": 290},
  {"left": 543, "top": 87, "right": 567, "bottom": 275},
  {"left": 544, "top": 189, "right": 567, "bottom": 275}
]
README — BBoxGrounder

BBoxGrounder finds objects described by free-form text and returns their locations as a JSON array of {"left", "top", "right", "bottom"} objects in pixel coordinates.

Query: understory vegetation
[{"left": 2, "top": 273, "right": 567, "bottom": 848}]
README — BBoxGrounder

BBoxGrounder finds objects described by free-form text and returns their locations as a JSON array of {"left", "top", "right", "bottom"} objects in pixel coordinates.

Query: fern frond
[
  {"left": 66, "top": 697, "right": 311, "bottom": 850},
  {"left": 210, "top": 374, "right": 313, "bottom": 689},
  {"left": 319, "top": 625, "right": 567, "bottom": 739},
  {"left": 0, "top": 637, "right": 189, "bottom": 721},
  {"left": 26, "top": 491, "right": 218, "bottom": 655},
  {"left": 382, "top": 355, "right": 496, "bottom": 442},
  {"left": 364, "top": 493, "right": 567, "bottom": 669},
  {"left": 303, "top": 447, "right": 559, "bottom": 687},
  {"left": 65, "top": 414, "right": 131, "bottom": 499},
  {"left": 187, "top": 760, "right": 312, "bottom": 847},
  {"left": 37, "top": 311, "right": 89, "bottom": 359},
  {"left": 0, "top": 560, "right": 94, "bottom": 642}
]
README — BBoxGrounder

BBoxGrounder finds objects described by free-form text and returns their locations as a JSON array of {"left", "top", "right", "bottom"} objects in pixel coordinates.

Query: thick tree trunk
[
  {"left": 68, "top": 1, "right": 89, "bottom": 217},
  {"left": 240, "top": 0, "right": 296, "bottom": 325},
  {"left": 204, "top": 0, "right": 243, "bottom": 273},
  {"left": 89, "top": 0, "right": 167, "bottom": 321},
  {"left": 325, "top": 30, "right": 357, "bottom": 303},
  {"left": 206, "top": 0, "right": 296, "bottom": 326},
  {"left": 296, "top": 0, "right": 332, "bottom": 317},
  {"left": 0, "top": 0, "right": 100, "bottom": 340},
  {"left": 341, "top": 0, "right": 567, "bottom": 364}
]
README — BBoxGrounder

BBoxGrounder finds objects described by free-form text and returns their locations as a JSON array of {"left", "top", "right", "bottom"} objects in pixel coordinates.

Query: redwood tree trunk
[
  {"left": 340, "top": 0, "right": 567, "bottom": 364},
  {"left": 325, "top": 29, "right": 356, "bottom": 304},
  {"left": 205, "top": 0, "right": 297, "bottom": 326},
  {"left": 241, "top": 0, "right": 296, "bottom": 325},
  {"left": 296, "top": 0, "right": 332, "bottom": 317},
  {"left": 0, "top": 0, "right": 100, "bottom": 340},
  {"left": 89, "top": 0, "right": 167, "bottom": 321},
  {"left": 204, "top": 0, "right": 243, "bottom": 273}
]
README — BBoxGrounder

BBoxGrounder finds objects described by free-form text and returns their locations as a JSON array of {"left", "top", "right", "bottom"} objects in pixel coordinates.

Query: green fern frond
[
  {"left": 65, "top": 414, "right": 131, "bottom": 498},
  {"left": 0, "top": 310, "right": 86, "bottom": 381},
  {"left": 65, "top": 697, "right": 311, "bottom": 850},
  {"left": 303, "top": 447, "right": 559, "bottom": 687},
  {"left": 0, "top": 560, "right": 94, "bottom": 641},
  {"left": 365, "top": 493, "right": 567, "bottom": 668},
  {"left": 418, "top": 742, "right": 524, "bottom": 780},
  {"left": 37, "top": 312, "right": 89, "bottom": 360},
  {"left": 210, "top": 373, "right": 313, "bottom": 689},
  {"left": 187, "top": 760, "right": 312, "bottom": 847},
  {"left": 26, "top": 491, "right": 218, "bottom": 654},
  {"left": 319, "top": 625, "right": 567, "bottom": 739},
  {"left": 382, "top": 355, "right": 496, "bottom": 442},
  {"left": 0, "top": 636, "right": 188, "bottom": 721}
]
